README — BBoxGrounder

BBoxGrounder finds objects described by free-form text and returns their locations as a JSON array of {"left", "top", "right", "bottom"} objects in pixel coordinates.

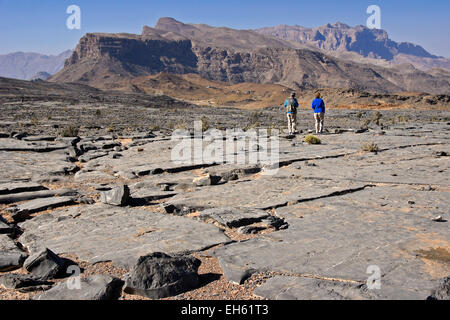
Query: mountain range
[
  {"left": 48, "top": 17, "right": 450, "bottom": 95},
  {"left": 0, "top": 50, "right": 72, "bottom": 80},
  {"left": 255, "top": 22, "right": 450, "bottom": 71}
]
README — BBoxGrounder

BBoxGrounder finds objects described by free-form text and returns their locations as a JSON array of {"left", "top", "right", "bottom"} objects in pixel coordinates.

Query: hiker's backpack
[{"left": 286, "top": 98, "right": 297, "bottom": 113}]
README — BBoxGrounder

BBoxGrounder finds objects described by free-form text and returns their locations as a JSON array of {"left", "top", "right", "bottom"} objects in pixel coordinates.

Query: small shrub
[
  {"left": 61, "top": 125, "right": 79, "bottom": 137},
  {"left": 200, "top": 116, "right": 210, "bottom": 132},
  {"left": 31, "top": 116, "right": 39, "bottom": 125},
  {"left": 361, "top": 142, "right": 379, "bottom": 153},
  {"left": 106, "top": 124, "right": 116, "bottom": 133},
  {"left": 152, "top": 125, "right": 161, "bottom": 131},
  {"left": 95, "top": 109, "right": 102, "bottom": 116},
  {"left": 305, "top": 134, "right": 321, "bottom": 145},
  {"left": 356, "top": 112, "right": 363, "bottom": 119}
]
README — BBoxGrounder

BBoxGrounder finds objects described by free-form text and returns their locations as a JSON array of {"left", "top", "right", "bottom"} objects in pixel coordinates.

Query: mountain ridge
[
  {"left": 48, "top": 17, "right": 450, "bottom": 95},
  {"left": 254, "top": 22, "right": 449, "bottom": 70}
]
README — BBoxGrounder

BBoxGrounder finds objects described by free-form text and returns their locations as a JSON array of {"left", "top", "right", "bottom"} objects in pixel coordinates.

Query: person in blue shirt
[
  {"left": 284, "top": 92, "right": 299, "bottom": 135},
  {"left": 311, "top": 92, "right": 326, "bottom": 134}
]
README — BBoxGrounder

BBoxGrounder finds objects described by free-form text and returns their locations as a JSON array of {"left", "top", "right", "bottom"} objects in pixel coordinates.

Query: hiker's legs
[
  {"left": 319, "top": 113, "right": 325, "bottom": 133},
  {"left": 292, "top": 113, "right": 298, "bottom": 133},
  {"left": 314, "top": 113, "right": 320, "bottom": 133},
  {"left": 287, "top": 114, "right": 293, "bottom": 134}
]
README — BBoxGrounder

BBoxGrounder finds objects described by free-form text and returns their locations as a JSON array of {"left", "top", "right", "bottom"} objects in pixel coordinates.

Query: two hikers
[{"left": 284, "top": 92, "right": 326, "bottom": 134}]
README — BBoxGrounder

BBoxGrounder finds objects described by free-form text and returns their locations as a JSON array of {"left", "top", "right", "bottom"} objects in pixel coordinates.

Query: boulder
[
  {"left": 23, "top": 248, "right": 67, "bottom": 280},
  {"left": 7, "top": 196, "right": 76, "bottom": 222},
  {"left": 100, "top": 185, "right": 130, "bottom": 206},
  {"left": 193, "top": 174, "right": 222, "bottom": 186},
  {"left": 124, "top": 252, "right": 201, "bottom": 299}
]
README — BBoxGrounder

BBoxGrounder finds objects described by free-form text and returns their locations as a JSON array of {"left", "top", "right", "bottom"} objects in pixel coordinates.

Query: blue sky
[{"left": 0, "top": 0, "right": 449, "bottom": 57}]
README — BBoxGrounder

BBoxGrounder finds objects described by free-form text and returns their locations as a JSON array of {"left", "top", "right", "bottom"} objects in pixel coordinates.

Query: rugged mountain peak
[
  {"left": 155, "top": 17, "right": 198, "bottom": 35},
  {"left": 255, "top": 22, "right": 447, "bottom": 70}
]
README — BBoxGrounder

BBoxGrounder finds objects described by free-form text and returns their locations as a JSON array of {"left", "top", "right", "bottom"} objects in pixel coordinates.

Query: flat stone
[
  {"left": 7, "top": 196, "right": 76, "bottom": 222},
  {"left": 0, "top": 138, "right": 68, "bottom": 152},
  {"left": 254, "top": 276, "right": 375, "bottom": 300},
  {"left": 197, "top": 207, "right": 270, "bottom": 228},
  {"left": 212, "top": 185, "right": 449, "bottom": 298},
  {"left": 0, "top": 182, "right": 47, "bottom": 195},
  {"left": 22, "top": 136, "right": 56, "bottom": 142},
  {"left": 79, "top": 151, "right": 108, "bottom": 163},
  {"left": 124, "top": 252, "right": 201, "bottom": 299},
  {"left": 0, "top": 274, "right": 52, "bottom": 290},
  {"left": 33, "top": 275, "right": 123, "bottom": 300},
  {"left": 0, "top": 189, "right": 77, "bottom": 204},
  {"left": 19, "top": 204, "right": 230, "bottom": 270}
]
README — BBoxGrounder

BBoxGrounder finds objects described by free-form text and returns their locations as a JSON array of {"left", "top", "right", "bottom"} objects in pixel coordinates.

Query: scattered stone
[
  {"left": 33, "top": 275, "right": 123, "bottom": 300},
  {"left": 24, "top": 248, "right": 67, "bottom": 280},
  {"left": 23, "top": 136, "right": 56, "bottom": 142},
  {"left": 198, "top": 207, "right": 270, "bottom": 228},
  {"left": 427, "top": 277, "right": 450, "bottom": 300},
  {"left": 79, "top": 151, "right": 108, "bottom": 163},
  {"left": 237, "top": 225, "right": 267, "bottom": 234},
  {"left": 432, "top": 216, "right": 446, "bottom": 222},
  {"left": 0, "top": 234, "right": 28, "bottom": 271},
  {"left": 0, "top": 274, "right": 52, "bottom": 290},
  {"left": 100, "top": 185, "right": 130, "bottom": 206},
  {"left": 0, "top": 188, "right": 77, "bottom": 204},
  {"left": 0, "top": 182, "right": 47, "bottom": 195},
  {"left": 7, "top": 196, "right": 76, "bottom": 222},
  {"left": 193, "top": 174, "right": 222, "bottom": 186},
  {"left": 123, "top": 252, "right": 201, "bottom": 299}
]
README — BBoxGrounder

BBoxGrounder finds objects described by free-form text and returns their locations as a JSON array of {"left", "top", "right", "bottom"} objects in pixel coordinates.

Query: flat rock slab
[
  {"left": 254, "top": 276, "right": 374, "bottom": 300},
  {"left": 212, "top": 185, "right": 449, "bottom": 299},
  {"left": 0, "top": 138, "right": 68, "bottom": 152},
  {"left": 165, "top": 170, "right": 369, "bottom": 212},
  {"left": 197, "top": 207, "right": 270, "bottom": 228},
  {"left": 0, "top": 182, "right": 46, "bottom": 195},
  {"left": 19, "top": 204, "right": 230, "bottom": 269},
  {"left": 0, "top": 150, "right": 76, "bottom": 182},
  {"left": 33, "top": 275, "right": 123, "bottom": 300},
  {"left": 0, "top": 189, "right": 77, "bottom": 204},
  {"left": 8, "top": 196, "right": 76, "bottom": 221},
  {"left": 0, "top": 274, "right": 51, "bottom": 290}
]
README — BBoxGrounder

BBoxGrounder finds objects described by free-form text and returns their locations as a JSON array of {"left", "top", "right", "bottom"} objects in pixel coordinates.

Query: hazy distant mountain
[
  {"left": 50, "top": 18, "right": 450, "bottom": 94},
  {"left": 0, "top": 50, "right": 72, "bottom": 80},
  {"left": 255, "top": 23, "right": 450, "bottom": 71}
]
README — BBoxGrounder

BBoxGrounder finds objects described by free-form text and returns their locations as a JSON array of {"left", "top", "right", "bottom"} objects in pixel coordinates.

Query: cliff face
[{"left": 50, "top": 19, "right": 450, "bottom": 94}]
